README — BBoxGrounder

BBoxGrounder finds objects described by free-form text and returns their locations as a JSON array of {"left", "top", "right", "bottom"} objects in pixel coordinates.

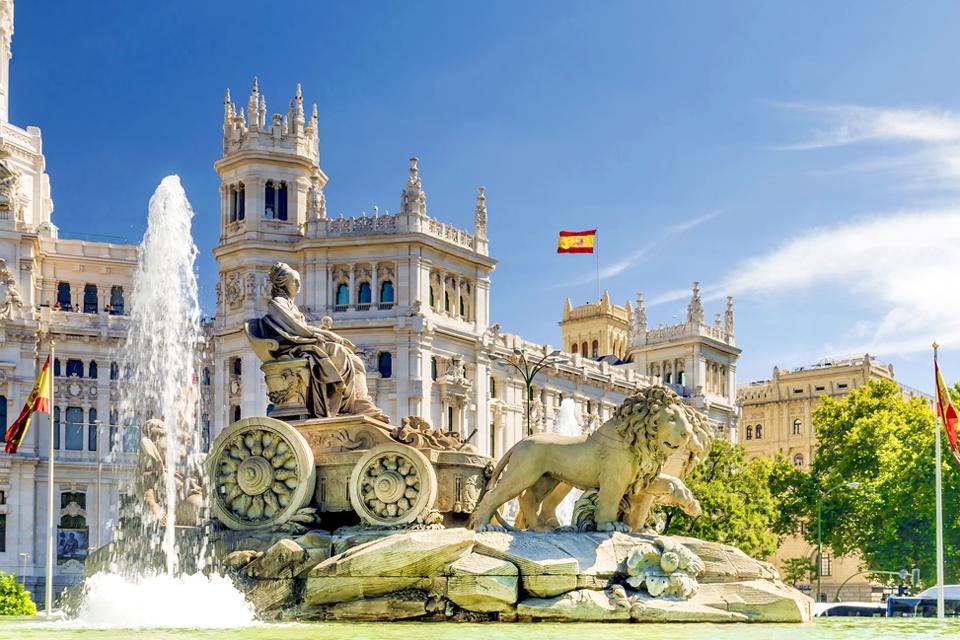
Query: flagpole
[
  {"left": 45, "top": 339, "right": 55, "bottom": 618},
  {"left": 933, "top": 341, "right": 945, "bottom": 619},
  {"left": 595, "top": 230, "right": 600, "bottom": 303}
]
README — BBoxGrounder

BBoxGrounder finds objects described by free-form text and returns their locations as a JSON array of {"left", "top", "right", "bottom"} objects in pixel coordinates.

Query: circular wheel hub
[{"left": 237, "top": 456, "right": 273, "bottom": 495}]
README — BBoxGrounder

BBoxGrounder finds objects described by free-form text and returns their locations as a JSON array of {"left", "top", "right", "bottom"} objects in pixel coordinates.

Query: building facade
[
  {"left": 0, "top": 0, "right": 138, "bottom": 602},
  {"left": 738, "top": 355, "right": 931, "bottom": 601}
]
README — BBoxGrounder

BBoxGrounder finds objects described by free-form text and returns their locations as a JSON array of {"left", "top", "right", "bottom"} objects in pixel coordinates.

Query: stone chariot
[{"left": 207, "top": 263, "right": 492, "bottom": 532}]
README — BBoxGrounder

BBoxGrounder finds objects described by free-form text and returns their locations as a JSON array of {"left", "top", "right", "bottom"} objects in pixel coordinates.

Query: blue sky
[{"left": 12, "top": 1, "right": 960, "bottom": 392}]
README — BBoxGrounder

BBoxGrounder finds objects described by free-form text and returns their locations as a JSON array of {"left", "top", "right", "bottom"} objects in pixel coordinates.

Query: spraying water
[
  {"left": 73, "top": 176, "right": 254, "bottom": 626},
  {"left": 553, "top": 399, "right": 584, "bottom": 525}
]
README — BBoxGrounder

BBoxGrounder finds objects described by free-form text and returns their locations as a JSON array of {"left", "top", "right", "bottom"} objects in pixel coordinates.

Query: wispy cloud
[
  {"left": 555, "top": 210, "right": 721, "bottom": 287},
  {"left": 775, "top": 104, "right": 960, "bottom": 150},
  {"left": 696, "top": 209, "right": 960, "bottom": 356}
]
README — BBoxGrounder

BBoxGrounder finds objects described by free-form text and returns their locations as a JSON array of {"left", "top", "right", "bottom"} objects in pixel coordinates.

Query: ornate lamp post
[
  {"left": 489, "top": 348, "right": 568, "bottom": 437},
  {"left": 817, "top": 481, "right": 860, "bottom": 602}
]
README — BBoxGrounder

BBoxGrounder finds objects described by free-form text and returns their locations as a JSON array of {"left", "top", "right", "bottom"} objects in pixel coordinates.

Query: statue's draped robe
[{"left": 263, "top": 296, "right": 384, "bottom": 420}]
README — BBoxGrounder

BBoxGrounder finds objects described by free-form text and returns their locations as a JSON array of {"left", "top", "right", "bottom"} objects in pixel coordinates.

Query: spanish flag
[
  {"left": 557, "top": 229, "right": 596, "bottom": 254},
  {"left": 935, "top": 359, "right": 960, "bottom": 468},
  {"left": 5, "top": 356, "right": 52, "bottom": 454}
]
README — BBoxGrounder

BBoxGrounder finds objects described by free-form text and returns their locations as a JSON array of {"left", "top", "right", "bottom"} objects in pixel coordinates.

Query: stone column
[{"left": 348, "top": 264, "right": 356, "bottom": 310}]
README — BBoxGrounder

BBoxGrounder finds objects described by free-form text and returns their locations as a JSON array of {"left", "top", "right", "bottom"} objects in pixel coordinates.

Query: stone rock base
[{"left": 217, "top": 527, "right": 813, "bottom": 623}]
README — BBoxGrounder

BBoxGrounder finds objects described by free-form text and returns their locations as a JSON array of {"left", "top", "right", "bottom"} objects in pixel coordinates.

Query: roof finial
[
  {"left": 724, "top": 296, "right": 735, "bottom": 336},
  {"left": 400, "top": 157, "right": 426, "bottom": 215},
  {"left": 474, "top": 186, "right": 487, "bottom": 240},
  {"left": 687, "top": 281, "right": 704, "bottom": 324}
]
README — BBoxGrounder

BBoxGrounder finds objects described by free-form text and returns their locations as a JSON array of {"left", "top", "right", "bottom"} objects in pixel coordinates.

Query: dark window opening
[
  {"left": 431, "top": 357, "right": 438, "bottom": 381},
  {"left": 380, "top": 281, "right": 394, "bottom": 304},
  {"left": 65, "top": 407, "right": 83, "bottom": 451},
  {"left": 336, "top": 283, "right": 349, "bottom": 306},
  {"left": 358, "top": 282, "right": 372, "bottom": 305},
  {"left": 377, "top": 352, "right": 392, "bottom": 378},
  {"left": 83, "top": 284, "right": 98, "bottom": 313},
  {"left": 88, "top": 408, "right": 98, "bottom": 452},
  {"left": 110, "top": 362, "right": 119, "bottom": 380},
  {"left": 66, "top": 359, "right": 83, "bottom": 378},
  {"left": 88, "top": 361, "right": 98, "bottom": 379},
  {"left": 109, "top": 286, "right": 124, "bottom": 315},
  {"left": 56, "top": 282, "right": 72, "bottom": 311}
]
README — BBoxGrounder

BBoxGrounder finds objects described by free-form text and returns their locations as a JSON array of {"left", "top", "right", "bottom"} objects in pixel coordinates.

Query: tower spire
[
  {"left": 400, "top": 157, "right": 426, "bottom": 215},
  {"left": 0, "top": 0, "right": 14, "bottom": 123},
  {"left": 474, "top": 186, "right": 487, "bottom": 240},
  {"left": 247, "top": 76, "right": 260, "bottom": 130},
  {"left": 293, "top": 83, "right": 305, "bottom": 134},
  {"left": 223, "top": 88, "right": 234, "bottom": 130},
  {"left": 687, "top": 281, "right": 705, "bottom": 324},
  {"left": 724, "top": 296, "right": 735, "bottom": 336}
]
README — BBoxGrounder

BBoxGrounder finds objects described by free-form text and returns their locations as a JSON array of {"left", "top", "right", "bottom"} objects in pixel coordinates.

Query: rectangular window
[
  {"left": 56, "top": 282, "right": 72, "bottom": 311},
  {"left": 0, "top": 514, "right": 5, "bottom": 552},
  {"left": 83, "top": 284, "right": 98, "bottom": 313},
  {"left": 88, "top": 408, "right": 98, "bottom": 452},
  {"left": 837, "top": 383, "right": 848, "bottom": 389},
  {"left": 65, "top": 407, "right": 84, "bottom": 451},
  {"left": 0, "top": 490, "right": 5, "bottom": 505},
  {"left": 54, "top": 407, "right": 60, "bottom": 449},
  {"left": 793, "top": 388, "right": 803, "bottom": 394},
  {"left": 815, "top": 386, "right": 825, "bottom": 392},
  {"left": 820, "top": 553, "right": 832, "bottom": 577},
  {"left": 66, "top": 359, "right": 84, "bottom": 378},
  {"left": 264, "top": 181, "right": 276, "bottom": 219},
  {"left": 277, "top": 182, "right": 288, "bottom": 220},
  {"left": 110, "top": 286, "right": 124, "bottom": 315}
]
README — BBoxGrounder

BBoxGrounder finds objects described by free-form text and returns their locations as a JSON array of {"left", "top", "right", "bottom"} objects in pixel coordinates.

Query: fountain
[
  {"left": 75, "top": 176, "right": 254, "bottom": 625},
  {"left": 552, "top": 399, "right": 584, "bottom": 526},
  {"left": 70, "top": 188, "right": 811, "bottom": 626}
]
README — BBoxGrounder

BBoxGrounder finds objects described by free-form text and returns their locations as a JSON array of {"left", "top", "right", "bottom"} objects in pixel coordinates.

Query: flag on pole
[
  {"left": 4, "top": 356, "right": 52, "bottom": 454},
  {"left": 557, "top": 229, "right": 597, "bottom": 254},
  {"left": 934, "top": 359, "right": 960, "bottom": 468}
]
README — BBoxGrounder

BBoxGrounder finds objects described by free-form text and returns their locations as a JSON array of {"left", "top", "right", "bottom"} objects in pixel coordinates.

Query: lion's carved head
[{"left": 613, "top": 385, "right": 713, "bottom": 491}]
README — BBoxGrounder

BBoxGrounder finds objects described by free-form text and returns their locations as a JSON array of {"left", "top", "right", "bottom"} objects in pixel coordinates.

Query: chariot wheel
[
  {"left": 208, "top": 416, "right": 315, "bottom": 530},
  {"left": 349, "top": 443, "right": 438, "bottom": 527}
]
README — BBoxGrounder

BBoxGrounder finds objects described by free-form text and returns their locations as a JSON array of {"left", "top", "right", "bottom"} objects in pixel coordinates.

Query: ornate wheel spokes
[
  {"left": 349, "top": 444, "right": 437, "bottom": 527},
  {"left": 210, "top": 417, "right": 314, "bottom": 530}
]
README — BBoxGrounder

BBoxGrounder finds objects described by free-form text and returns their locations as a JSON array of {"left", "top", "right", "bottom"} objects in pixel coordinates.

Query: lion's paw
[{"left": 597, "top": 520, "right": 631, "bottom": 533}]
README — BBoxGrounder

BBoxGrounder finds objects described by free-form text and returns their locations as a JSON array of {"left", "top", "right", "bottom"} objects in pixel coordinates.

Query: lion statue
[{"left": 468, "top": 385, "right": 708, "bottom": 532}]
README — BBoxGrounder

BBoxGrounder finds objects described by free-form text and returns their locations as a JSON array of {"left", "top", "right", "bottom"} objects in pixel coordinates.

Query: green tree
[
  {"left": 660, "top": 439, "right": 803, "bottom": 559},
  {"left": 0, "top": 572, "right": 36, "bottom": 616},
  {"left": 810, "top": 378, "right": 960, "bottom": 584},
  {"left": 782, "top": 556, "right": 816, "bottom": 587}
]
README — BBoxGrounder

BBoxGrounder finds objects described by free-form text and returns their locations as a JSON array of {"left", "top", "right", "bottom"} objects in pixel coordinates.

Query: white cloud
[
  {"left": 704, "top": 209, "right": 960, "bottom": 356},
  {"left": 776, "top": 104, "right": 960, "bottom": 150}
]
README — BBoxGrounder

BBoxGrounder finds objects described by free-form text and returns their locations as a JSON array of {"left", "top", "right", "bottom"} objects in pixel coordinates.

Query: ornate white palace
[{"left": 210, "top": 81, "right": 742, "bottom": 456}]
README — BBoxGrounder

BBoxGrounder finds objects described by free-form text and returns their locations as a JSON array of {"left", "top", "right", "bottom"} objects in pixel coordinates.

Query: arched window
[
  {"left": 232, "top": 405, "right": 241, "bottom": 422},
  {"left": 336, "top": 283, "right": 349, "bottom": 306},
  {"left": 264, "top": 180, "right": 289, "bottom": 220},
  {"left": 459, "top": 296, "right": 465, "bottom": 317},
  {"left": 357, "top": 282, "right": 372, "bottom": 305},
  {"left": 746, "top": 425, "right": 753, "bottom": 440},
  {"left": 664, "top": 372, "right": 672, "bottom": 384},
  {"left": 572, "top": 343, "right": 579, "bottom": 354},
  {"left": 65, "top": 407, "right": 83, "bottom": 451},
  {"left": 444, "top": 291, "right": 450, "bottom": 312},
  {"left": 53, "top": 407, "right": 61, "bottom": 449},
  {"left": 581, "top": 342, "right": 588, "bottom": 356},
  {"left": 793, "top": 419, "right": 802, "bottom": 435},
  {"left": 377, "top": 352, "right": 392, "bottom": 378},
  {"left": 54, "top": 359, "right": 61, "bottom": 377},
  {"left": 66, "top": 359, "right": 83, "bottom": 378},
  {"left": 489, "top": 377, "right": 497, "bottom": 398},
  {"left": 431, "top": 357, "right": 438, "bottom": 381},
  {"left": 110, "top": 362, "right": 119, "bottom": 380},
  {"left": 83, "top": 284, "right": 98, "bottom": 313},
  {"left": 755, "top": 424, "right": 763, "bottom": 439},
  {"left": 591, "top": 340, "right": 599, "bottom": 358},
  {"left": 678, "top": 371, "right": 686, "bottom": 386},
  {"left": 88, "top": 361, "right": 98, "bottom": 379},
  {"left": 586, "top": 400, "right": 593, "bottom": 414},
  {"left": 56, "top": 282, "right": 71, "bottom": 311},
  {"left": 232, "top": 357, "right": 242, "bottom": 376},
  {"left": 110, "top": 286, "right": 124, "bottom": 315},
  {"left": 230, "top": 183, "right": 246, "bottom": 222},
  {"left": 429, "top": 287, "right": 435, "bottom": 308},
  {"left": 380, "top": 281, "right": 394, "bottom": 304},
  {"left": 793, "top": 453, "right": 804, "bottom": 468},
  {"left": 88, "top": 408, "right": 98, "bottom": 452}
]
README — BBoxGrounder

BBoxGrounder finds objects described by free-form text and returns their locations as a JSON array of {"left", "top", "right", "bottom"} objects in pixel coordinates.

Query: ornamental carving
[
  {"left": 225, "top": 273, "right": 244, "bottom": 309},
  {"left": 0, "top": 258, "right": 23, "bottom": 320},
  {"left": 376, "top": 263, "right": 395, "bottom": 281}
]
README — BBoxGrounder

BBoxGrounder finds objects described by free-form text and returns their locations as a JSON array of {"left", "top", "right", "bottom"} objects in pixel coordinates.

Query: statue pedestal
[{"left": 261, "top": 358, "right": 311, "bottom": 420}]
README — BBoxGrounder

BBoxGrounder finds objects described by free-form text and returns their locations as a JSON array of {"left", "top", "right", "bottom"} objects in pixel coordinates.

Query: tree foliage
[
  {"left": 660, "top": 439, "right": 804, "bottom": 559},
  {"left": 810, "top": 378, "right": 960, "bottom": 584},
  {"left": 0, "top": 572, "right": 36, "bottom": 616}
]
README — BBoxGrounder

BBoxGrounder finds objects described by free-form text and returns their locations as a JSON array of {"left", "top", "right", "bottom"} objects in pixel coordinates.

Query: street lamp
[
  {"left": 817, "top": 481, "right": 861, "bottom": 602},
  {"left": 489, "top": 348, "right": 568, "bottom": 436}
]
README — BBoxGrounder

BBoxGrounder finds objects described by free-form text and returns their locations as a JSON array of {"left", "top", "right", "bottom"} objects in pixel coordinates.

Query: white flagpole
[
  {"left": 45, "top": 340, "right": 56, "bottom": 617},
  {"left": 595, "top": 230, "right": 600, "bottom": 303},
  {"left": 933, "top": 341, "right": 945, "bottom": 619}
]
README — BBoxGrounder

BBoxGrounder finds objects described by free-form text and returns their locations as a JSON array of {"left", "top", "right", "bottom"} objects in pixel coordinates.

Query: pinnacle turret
[
  {"left": 474, "top": 186, "right": 487, "bottom": 240},
  {"left": 400, "top": 157, "right": 426, "bottom": 215},
  {"left": 687, "top": 281, "right": 705, "bottom": 324}
]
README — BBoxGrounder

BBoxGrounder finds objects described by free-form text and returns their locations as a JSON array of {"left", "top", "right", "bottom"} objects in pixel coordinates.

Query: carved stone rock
[
  {"left": 445, "top": 553, "right": 518, "bottom": 612},
  {"left": 517, "top": 588, "right": 631, "bottom": 622}
]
